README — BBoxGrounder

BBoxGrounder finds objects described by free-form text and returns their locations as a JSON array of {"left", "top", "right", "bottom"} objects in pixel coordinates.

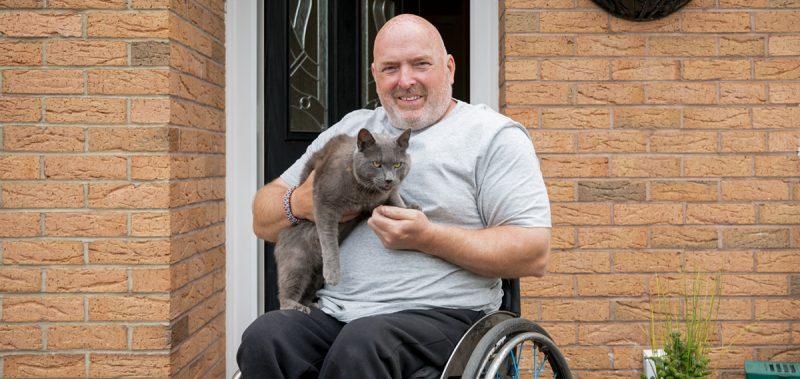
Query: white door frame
[{"left": 224, "top": 2, "right": 499, "bottom": 375}]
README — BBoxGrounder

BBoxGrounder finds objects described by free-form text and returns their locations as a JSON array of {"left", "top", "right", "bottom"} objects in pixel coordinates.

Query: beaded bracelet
[{"left": 283, "top": 185, "right": 301, "bottom": 225}]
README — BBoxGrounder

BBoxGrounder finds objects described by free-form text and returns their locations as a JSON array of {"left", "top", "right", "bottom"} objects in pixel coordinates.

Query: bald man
[{"left": 240, "top": 15, "right": 551, "bottom": 378}]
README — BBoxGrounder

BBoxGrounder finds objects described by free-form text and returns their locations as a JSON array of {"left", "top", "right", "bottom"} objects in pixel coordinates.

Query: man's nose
[{"left": 398, "top": 66, "right": 416, "bottom": 88}]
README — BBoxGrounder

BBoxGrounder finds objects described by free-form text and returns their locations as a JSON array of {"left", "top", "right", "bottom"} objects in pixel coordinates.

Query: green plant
[{"left": 641, "top": 274, "right": 719, "bottom": 379}]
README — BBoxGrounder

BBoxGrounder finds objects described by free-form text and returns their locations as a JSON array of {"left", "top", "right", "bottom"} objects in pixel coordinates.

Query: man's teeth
[{"left": 400, "top": 96, "right": 420, "bottom": 101}]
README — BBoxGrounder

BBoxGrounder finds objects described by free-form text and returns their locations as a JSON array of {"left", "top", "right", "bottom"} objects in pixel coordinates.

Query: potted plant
[{"left": 641, "top": 274, "right": 718, "bottom": 379}]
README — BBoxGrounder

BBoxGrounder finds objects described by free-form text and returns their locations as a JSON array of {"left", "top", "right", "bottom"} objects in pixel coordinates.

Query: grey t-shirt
[{"left": 281, "top": 100, "right": 551, "bottom": 322}]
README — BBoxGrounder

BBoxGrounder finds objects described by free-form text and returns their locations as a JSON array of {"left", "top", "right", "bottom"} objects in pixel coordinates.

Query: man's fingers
[{"left": 378, "top": 205, "right": 417, "bottom": 220}]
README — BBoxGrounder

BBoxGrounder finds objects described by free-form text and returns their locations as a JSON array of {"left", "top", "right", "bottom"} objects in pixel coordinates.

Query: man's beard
[{"left": 382, "top": 85, "right": 452, "bottom": 130}]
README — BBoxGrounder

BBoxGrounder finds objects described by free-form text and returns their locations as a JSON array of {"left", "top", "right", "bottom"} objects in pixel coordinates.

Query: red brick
[
  {"left": 578, "top": 131, "right": 647, "bottom": 153},
  {"left": 504, "top": 11, "right": 538, "bottom": 33},
  {"left": 89, "top": 239, "right": 169, "bottom": 264},
  {"left": 541, "top": 108, "right": 610, "bottom": 129},
  {"left": 551, "top": 203, "right": 611, "bottom": 225},
  {"left": 503, "top": 108, "right": 537, "bottom": 129},
  {"left": 132, "top": 268, "right": 170, "bottom": 292},
  {"left": 614, "top": 108, "right": 680, "bottom": 129},
  {"left": 755, "top": 299, "right": 800, "bottom": 320},
  {"left": 131, "top": 98, "right": 170, "bottom": 124},
  {"left": 0, "top": 12, "right": 81, "bottom": 37},
  {"left": 561, "top": 347, "right": 613, "bottom": 369},
  {"left": 505, "top": 0, "right": 574, "bottom": 8},
  {"left": 0, "top": 212, "right": 40, "bottom": 237},
  {"left": 170, "top": 98, "right": 224, "bottom": 131},
  {"left": 4, "top": 354, "right": 84, "bottom": 377},
  {"left": 46, "top": 97, "right": 127, "bottom": 124},
  {"left": 720, "top": 83, "right": 767, "bottom": 104},
  {"left": 132, "top": 325, "right": 170, "bottom": 349},
  {"left": 759, "top": 203, "right": 800, "bottom": 224},
  {"left": 755, "top": 59, "right": 800, "bottom": 79},
  {"left": 649, "top": 36, "right": 716, "bottom": 56},
  {"left": 755, "top": 11, "right": 800, "bottom": 32},
  {"left": 0, "top": 97, "right": 41, "bottom": 122},
  {"left": 577, "top": 274, "right": 646, "bottom": 296},
  {"left": 548, "top": 251, "right": 610, "bottom": 273},
  {"left": 756, "top": 156, "right": 800, "bottom": 176},
  {"left": 131, "top": 211, "right": 170, "bottom": 237},
  {"left": 769, "top": 83, "right": 800, "bottom": 103},
  {"left": 545, "top": 181, "right": 574, "bottom": 201},
  {"left": 504, "top": 83, "right": 571, "bottom": 105},
  {"left": 2, "top": 295, "right": 83, "bottom": 321},
  {"left": 48, "top": 324, "right": 127, "bottom": 349},
  {"left": 44, "top": 156, "right": 127, "bottom": 179},
  {"left": 722, "top": 179, "right": 790, "bottom": 200},
  {"left": 721, "top": 131, "right": 766, "bottom": 152},
  {"left": 0, "top": 267, "right": 41, "bottom": 292},
  {"left": 681, "top": 12, "right": 751, "bottom": 32},
  {"left": 720, "top": 36, "right": 765, "bottom": 56},
  {"left": 611, "top": 59, "right": 680, "bottom": 80},
  {"left": 541, "top": 299, "right": 609, "bottom": 321},
  {"left": 651, "top": 226, "right": 719, "bottom": 249},
  {"left": 506, "top": 35, "right": 575, "bottom": 57},
  {"left": 4, "top": 125, "right": 84, "bottom": 152},
  {"left": 87, "top": 11, "right": 169, "bottom": 37},
  {"left": 0, "top": 41, "right": 42, "bottom": 65},
  {"left": 0, "top": 325, "right": 42, "bottom": 350},
  {"left": 47, "top": 40, "right": 127, "bottom": 66},
  {"left": 610, "top": 13, "right": 680, "bottom": 32},
  {"left": 89, "top": 354, "right": 170, "bottom": 377},
  {"left": 171, "top": 72, "right": 224, "bottom": 108},
  {"left": 576, "top": 35, "right": 645, "bottom": 56},
  {"left": 2, "top": 182, "right": 84, "bottom": 208},
  {"left": 2, "top": 240, "right": 83, "bottom": 264},
  {"left": 614, "top": 204, "right": 682, "bottom": 225},
  {"left": 540, "top": 59, "right": 609, "bottom": 80},
  {"left": 769, "top": 35, "right": 800, "bottom": 56},
  {"left": 687, "top": 204, "right": 756, "bottom": 224},
  {"left": 614, "top": 251, "right": 681, "bottom": 272},
  {"left": 89, "top": 295, "right": 169, "bottom": 321},
  {"left": 651, "top": 180, "right": 718, "bottom": 201},
  {"left": 754, "top": 107, "right": 800, "bottom": 129},
  {"left": 579, "top": 323, "right": 648, "bottom": 345},
  {"left": 0, "top": 155, "right": 40, "bottom": 179},
  {"left": 528, "top": 130, "right": 575, "bottom": 153},
  {"left": 49, "top": 0, "right": 126, "bottom": 8},
  {"left": 684, "top": 108, "right": 750, "bottom": 129},
  {"left": 45, "top": 212, "right": 127, "bottom": 237},
  {"left": 610, "top": 157, "right": 681, "bottom": 177},
  {"left": 650, "top": 131, "right": 716, "bottom": 153},
  {"left": 2, "top": 70, "right": 83, "bottom": 94},
  {"left": 723, "top": 323, "right": 791, "bottom": 345},
  {"left": 131, "top": 155, "right": 170, "bottom": 180},
  {"left": 576, "top": 83, "right": 644, "bottom": 104},
  {"left": 579, "top": 227, "right": 647, "bottom": 249},
  {"left": 647, "top": 82, "right": 716, "bottom": 104},
  {"left": 88, "top": 127, "right": 172, "bottom": 152},
  {"left": 723, "top": 227, "right": 790, "bottom": 248},
  {"left": 722, "top": 274, "right": 789, "bottom": 296},
  {"left": 46, "top": 268, "right": 127, "bottom": 292},
  {"left": 683, "top": 59, "right": 751, "bottom": 80},
  {"left": 88, "top": 69, "right": 170, "bottom": 95},
  {"left": 757, "top": 250, "right": 800, "bottom": 272},
  {"left": 540, "top": 156, "right": 608, "bottom": 177},
  {"left": 684, "top": 155, "right": 753, "bottom": 177},
  {"left": 539, "top": 11, "right": 608, "bottom": 32},
  {"left": 520, "top": 275, "right": 572, "bottom": 297},
  {"left": 685, "top": 251, "right": 754, "bottom": 272}
]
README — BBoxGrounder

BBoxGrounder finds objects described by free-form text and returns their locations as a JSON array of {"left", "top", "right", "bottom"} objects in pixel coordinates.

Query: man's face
[{"left": 371, "top": 25, "right": 455, "bottom": 130}]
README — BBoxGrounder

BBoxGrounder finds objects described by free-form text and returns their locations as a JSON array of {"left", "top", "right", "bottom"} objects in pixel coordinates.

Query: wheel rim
[{"left": 477, "top": 332, "right": 561, "bottom": 379}]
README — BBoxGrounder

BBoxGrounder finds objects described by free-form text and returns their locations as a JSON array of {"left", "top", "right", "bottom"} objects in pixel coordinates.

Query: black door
[{"left": 264, "top": 0, "right": 469, "bottom": 312}]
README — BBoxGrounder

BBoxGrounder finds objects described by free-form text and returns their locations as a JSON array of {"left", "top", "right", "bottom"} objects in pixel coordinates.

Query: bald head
[{"left": 374, "top": 14, "right": 447, "bottom": 62}]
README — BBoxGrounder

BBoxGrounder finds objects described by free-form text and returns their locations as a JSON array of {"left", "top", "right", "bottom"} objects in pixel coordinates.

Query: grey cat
[{"left": 274, "top": 128, "right": 413, "bottom": 313}]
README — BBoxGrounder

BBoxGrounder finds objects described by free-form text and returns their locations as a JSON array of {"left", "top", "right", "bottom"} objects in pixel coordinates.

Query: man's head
[{"left": 371, "top": 14, "right": 455, "bottom": 130}]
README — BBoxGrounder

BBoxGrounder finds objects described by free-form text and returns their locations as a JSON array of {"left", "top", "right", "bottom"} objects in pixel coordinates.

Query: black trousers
[{"left": 236, "top": 307, "right": 483, "bottom": 379}]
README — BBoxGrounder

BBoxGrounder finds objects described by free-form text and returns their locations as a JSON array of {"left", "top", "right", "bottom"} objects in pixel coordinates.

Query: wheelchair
[{"left": 233, "top": 279, "right": 572, "bottom": 379}]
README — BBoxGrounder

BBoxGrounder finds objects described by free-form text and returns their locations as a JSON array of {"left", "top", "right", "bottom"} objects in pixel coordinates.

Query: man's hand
[
  {"left": 291, "top": 171, "right": 360, "bottom": 223},
  {"left": 367, "top": 205, "right": 433, "bottom": 250}
]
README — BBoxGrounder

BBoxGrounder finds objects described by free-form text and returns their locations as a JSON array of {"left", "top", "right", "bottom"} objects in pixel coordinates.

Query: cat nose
[{"left": 385, "top": 179, "right": 394, "bottom": 184}]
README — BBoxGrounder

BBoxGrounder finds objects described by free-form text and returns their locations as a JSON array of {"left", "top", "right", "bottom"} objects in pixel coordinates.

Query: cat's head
[{"left": 352, "top": 128, "right": 411, "bottom": 192}]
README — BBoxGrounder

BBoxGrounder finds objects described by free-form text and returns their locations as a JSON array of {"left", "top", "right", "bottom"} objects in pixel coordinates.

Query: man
[{"left": 239, "top": 14, "right": 551, "bottom": 378}]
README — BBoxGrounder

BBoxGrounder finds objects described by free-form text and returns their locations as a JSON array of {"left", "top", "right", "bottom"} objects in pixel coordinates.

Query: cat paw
[
  {"left": 280, "top": 300, "right": 311, "bottom": 314},
  {"left": 407, "top": 203, "right": 421, "bottom": 211},
  {"left": 323, "top": 266, "right": 341, "bottom": 286}
]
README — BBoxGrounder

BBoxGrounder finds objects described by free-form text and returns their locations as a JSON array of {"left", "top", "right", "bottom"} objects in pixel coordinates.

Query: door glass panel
[
  {"left": 362, "top": 0, "right": 395, "bottom": 109},
  {"left": 289, "top": 0, "right": 328, "bottom": 132}
]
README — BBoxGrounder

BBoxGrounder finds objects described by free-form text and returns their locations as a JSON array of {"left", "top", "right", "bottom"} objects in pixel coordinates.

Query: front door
[{"left": 263, "top": 0, "right": 470, "bottom": 312}]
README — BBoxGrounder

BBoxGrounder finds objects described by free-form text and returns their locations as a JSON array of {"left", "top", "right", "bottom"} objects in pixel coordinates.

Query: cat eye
[
  {"left": 393, "top": 162, "right": 403, "bottom": 168},
  {"left": 371, "top": 161, "right": 382, "bottom": 168}
]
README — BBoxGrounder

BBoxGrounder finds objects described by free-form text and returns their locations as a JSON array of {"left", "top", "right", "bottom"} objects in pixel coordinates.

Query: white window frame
[{"left": 225, "top": 2, "right": 499, "bottom": 375}]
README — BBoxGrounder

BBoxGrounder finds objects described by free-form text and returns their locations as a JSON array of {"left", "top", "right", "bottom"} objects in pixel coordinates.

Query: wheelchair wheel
[{"left": 462, "top": 318, "right": 571, "bottom": 379}]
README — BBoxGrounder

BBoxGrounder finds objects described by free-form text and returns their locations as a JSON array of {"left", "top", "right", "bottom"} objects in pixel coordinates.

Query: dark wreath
[{"left": 591, "top": 0, "right": 693, "bottom": 21}]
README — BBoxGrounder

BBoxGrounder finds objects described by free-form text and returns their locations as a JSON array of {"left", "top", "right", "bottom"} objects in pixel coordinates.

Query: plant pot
[{"left": 643, "top": 349, "right": 665, "bottom": 379}]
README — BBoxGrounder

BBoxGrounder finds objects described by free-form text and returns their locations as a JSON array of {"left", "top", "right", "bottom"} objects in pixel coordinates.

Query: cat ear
[
  {"left": 396, "top": 129, "right": 411, "bottom": 149},
  {"left": 357, "top": 128, "right": 376, "bottom": 151}
]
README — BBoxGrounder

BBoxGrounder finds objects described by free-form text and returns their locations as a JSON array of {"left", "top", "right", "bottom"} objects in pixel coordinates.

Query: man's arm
[{"left": 367, "top": 206, "right": 550, "bottom": 278}]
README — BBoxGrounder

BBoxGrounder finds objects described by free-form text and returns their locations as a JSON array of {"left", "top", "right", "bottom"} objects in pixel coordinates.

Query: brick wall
[
  {"left": 501, "top": 0, "right": 800, "bottom": 377},
  {"left": 0, "top": 1, "right": 225, "bottom": 377}
]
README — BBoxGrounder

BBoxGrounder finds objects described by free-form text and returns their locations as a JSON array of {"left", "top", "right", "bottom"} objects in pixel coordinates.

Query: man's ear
[
  {"left": 370, "top": 62, "right": 376, "bottom": 79},
  {"left": 447, "top": 54, "right": 455, "bottom": 85}
]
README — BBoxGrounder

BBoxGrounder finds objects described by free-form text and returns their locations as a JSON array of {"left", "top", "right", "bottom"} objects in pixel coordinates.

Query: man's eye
[
  {"left": 372, "top": 161, "right": 382, "bottom": 168},
  {"left": 415, "top": 62, "right": 431, "bottom": 67},
  {"left": 382, "top": 66, "right": 398, "bottom": 72},
  {"left": 393, "top": 162, "right": 403, "bottom": 168}
]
